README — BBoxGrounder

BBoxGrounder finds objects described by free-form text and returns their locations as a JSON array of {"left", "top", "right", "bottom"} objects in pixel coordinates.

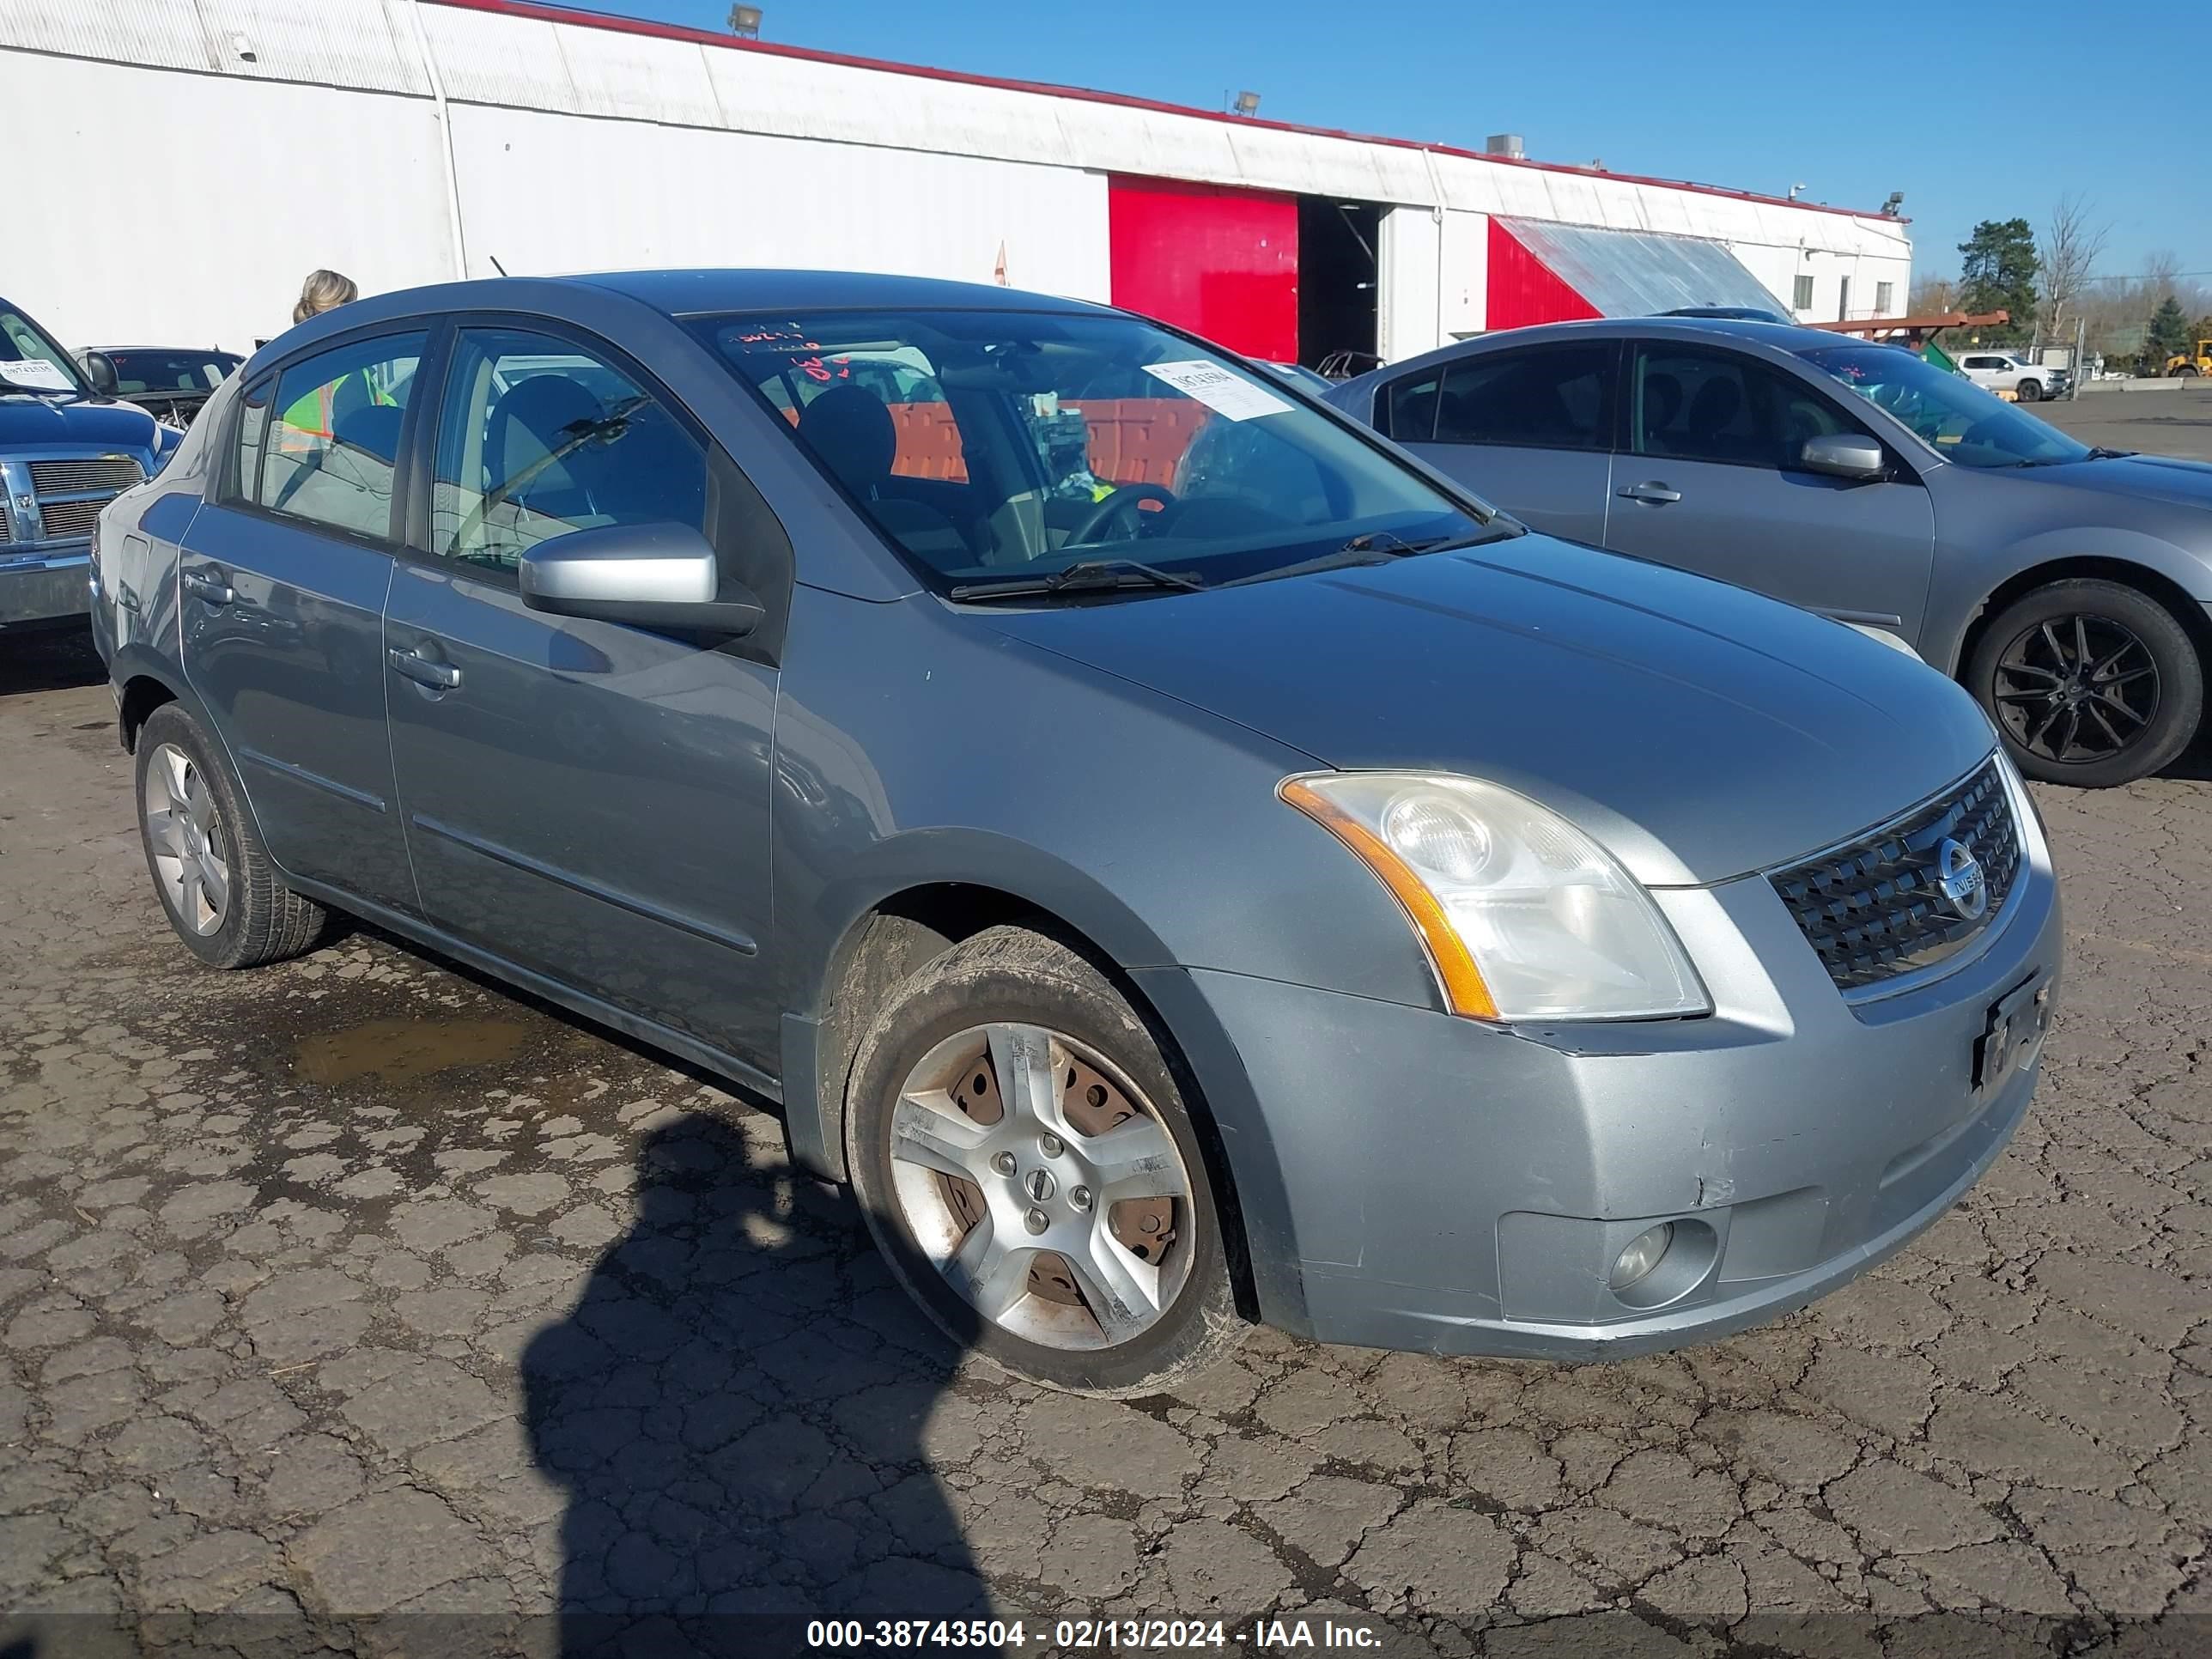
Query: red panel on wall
[
  {"left": 1109, "top": 176, "right": 1299, "bottom": 362},
  {"left": 1486, "top": 217, "right": 1603, "bottom": 331}
]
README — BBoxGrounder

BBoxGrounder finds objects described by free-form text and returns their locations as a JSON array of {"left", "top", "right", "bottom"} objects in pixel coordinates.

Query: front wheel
[
  {"left": 846, "top": 926, "right": 1242, "bottom": 1396},
  {"left": 1967, "top": 580, "right": 2203, "bottom": 787},
  {"left": 2014, "top": 379, "right": 2042, "bottom": 403}
]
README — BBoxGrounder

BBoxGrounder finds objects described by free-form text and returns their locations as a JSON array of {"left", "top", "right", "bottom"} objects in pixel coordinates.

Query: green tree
[
  {"left": 1957, "top": 219, "right": 2039, "bottom": 341},
  {"left": 2147, "top": 296, "right": 2194, "bottom": 366}
]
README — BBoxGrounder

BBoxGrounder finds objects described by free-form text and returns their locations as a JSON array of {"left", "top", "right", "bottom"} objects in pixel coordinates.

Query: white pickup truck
[{"left": 1954, "top": 351, "right": 2068, "bottom": 403}]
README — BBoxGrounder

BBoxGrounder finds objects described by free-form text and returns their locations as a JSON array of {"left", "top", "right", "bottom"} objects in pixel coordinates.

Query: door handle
[
  {"left": 181, "top": 569, "right": 236, "bottom": 605},
  {"left": 1616, "top": 482, "right": 1683, "bottom": 505},
  {"left": 387, "top": 644, "right": 461, "bottom": 691}
]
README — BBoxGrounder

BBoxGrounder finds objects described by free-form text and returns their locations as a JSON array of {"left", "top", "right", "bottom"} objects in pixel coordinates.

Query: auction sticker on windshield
[
  {"left": 2, "top": 358, "right": 74, "bottom": 391},
  {"left": 1141, "top": 360, "right": 1291, "bottom": 421}
]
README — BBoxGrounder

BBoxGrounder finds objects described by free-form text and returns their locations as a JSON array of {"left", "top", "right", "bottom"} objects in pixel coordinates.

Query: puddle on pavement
[{"left": 292, "top": 1015, "right": 536, "bottom": 1087}]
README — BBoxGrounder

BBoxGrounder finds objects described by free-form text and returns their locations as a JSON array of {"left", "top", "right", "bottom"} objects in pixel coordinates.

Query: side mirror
[
  {"left": 519, "top": 521, "right": 763, "bottom": 635},
  {"left": 1801, "top": 433, "right": 1886, "bottom": 482},
  {"left": 82, "top": 351, "right": 119, "bottom": 396}
]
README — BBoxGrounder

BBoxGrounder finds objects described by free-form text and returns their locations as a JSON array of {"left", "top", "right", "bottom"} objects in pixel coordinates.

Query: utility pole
[{"left": 2070, "top": 314, "right": 2085, "bottom": 399}]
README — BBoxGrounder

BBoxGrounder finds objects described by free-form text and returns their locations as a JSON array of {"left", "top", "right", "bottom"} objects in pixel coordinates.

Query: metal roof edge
[{"left": 424, "top": 0, "right": 1911, "bottom": 225}]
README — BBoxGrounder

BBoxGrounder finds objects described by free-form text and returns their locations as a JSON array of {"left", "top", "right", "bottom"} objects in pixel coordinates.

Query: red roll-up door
[
  {"left": 1486, "top": 217, "right": 1603, "bottom": 331},
  {"left": 1108, "top": 176, "right": 1298, "bottom": 362}
]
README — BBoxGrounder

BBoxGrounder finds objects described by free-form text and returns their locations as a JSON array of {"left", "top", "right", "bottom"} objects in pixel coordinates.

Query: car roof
[
  {"left": 1331, "top": 314, "right": 1853, "bottom": 398},
  {"left": 571, "top": 268, "right": 1115, "bottom": 318}
]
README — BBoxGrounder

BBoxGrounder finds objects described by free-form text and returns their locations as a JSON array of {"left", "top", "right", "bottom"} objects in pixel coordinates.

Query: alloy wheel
[
  {"left": 1993, "top": 613, "right": 2160, "bottom": 765},
  {"left": 886, "top": 1022, "right": 1194, "bottom": 1351},
  {"left": 143, "top": 742, "right": 231, "bottom": 935}
]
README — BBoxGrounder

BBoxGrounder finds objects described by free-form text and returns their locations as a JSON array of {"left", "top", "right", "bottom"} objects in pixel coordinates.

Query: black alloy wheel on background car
[{"left": 1967, "top": 579, "right": 2204, "bottom": 788}]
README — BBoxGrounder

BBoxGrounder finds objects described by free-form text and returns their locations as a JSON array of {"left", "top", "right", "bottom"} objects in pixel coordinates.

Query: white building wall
[
  {"left": 0, "top": 0, "right": 1909, "bottom": 356},
  {"left": 0, "top": 52, "right": 453, "bottom": 351},
  {"left": 448, "top": 106, "right": 1109, "bottom": 306},
  {"left": 1377, "top": 208, "right": 1441, "bottom": 363}
]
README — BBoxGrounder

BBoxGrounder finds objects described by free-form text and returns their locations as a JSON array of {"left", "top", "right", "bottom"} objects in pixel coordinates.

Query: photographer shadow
[{"left": 523, "top": 1112, "right": 991, "bottom": 1656}]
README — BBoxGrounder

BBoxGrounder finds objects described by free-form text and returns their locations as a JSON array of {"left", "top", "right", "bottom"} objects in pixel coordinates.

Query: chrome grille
[
  {"left": 28, "top": 457, "right": 143, "bottom": 495},
  {"left": 38, "top": 498, "right": 108, "bottom": 541},
  {"left": 1770, "top": 760, "right": 2023, "bottom": 994}
]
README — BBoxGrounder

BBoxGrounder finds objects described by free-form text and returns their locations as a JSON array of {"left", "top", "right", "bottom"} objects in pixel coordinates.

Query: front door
[
  {"left": 382, "top": 325, "right": 781, "bottom": 1068},
  {"left": 1379, "top": 341, "right": 1618, "bottom": 544},
  {"left": 1601, "top": 342, "right": 1937, "bottom": 647},
  {"left": 179, "top": 331, "right": 426, "bottom": 911}
]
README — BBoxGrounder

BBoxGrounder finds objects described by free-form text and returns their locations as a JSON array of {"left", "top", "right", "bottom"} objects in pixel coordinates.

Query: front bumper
[
  {"left": 0, "top": 548, "right": 92, "bottom": 629},
  {"left": 1142, "top": 795, "right": 2061, "bottom": 1361}
]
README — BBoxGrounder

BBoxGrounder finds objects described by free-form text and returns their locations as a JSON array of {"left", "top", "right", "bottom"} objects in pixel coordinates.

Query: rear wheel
[
  {"left": 135, "top": 703, "right": 328, "bottom": 968},
  {"left": 846, "top": 926, "right": 1242, "bottom": 1396},
  {"left": 1967, "top": 579, "right": 2203, "bottom": 787}
]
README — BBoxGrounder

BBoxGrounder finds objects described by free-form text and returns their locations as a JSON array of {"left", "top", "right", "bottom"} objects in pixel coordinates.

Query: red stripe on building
[
  {"left": 1107, "top": 177, "right": 1298, "bottom": 362},
  {"left": 1486, "top": 218, "right": 1604, "bottom": 331}
]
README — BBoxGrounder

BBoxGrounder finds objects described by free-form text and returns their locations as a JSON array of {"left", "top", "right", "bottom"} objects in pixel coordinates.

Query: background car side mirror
[
  {"left": 519, "top": 521, "right": 763, "bottom": 635},
  {"left": 1800, "top": 434, "right": 1887, "bottom": 482},
  {"left": 80, "top": 351, "right": 119, "bottom": 397}
]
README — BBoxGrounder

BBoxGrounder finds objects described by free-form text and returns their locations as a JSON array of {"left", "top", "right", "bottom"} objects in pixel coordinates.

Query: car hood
[
  {"left": 0, "top": 392, "right": 161, "bottom": 453},
  {"left": 986, "top": 537, "right": 1997, "bottom": 885},
  {"left": 2027, "top": 452, "right": 2212, "bottom": 512}
]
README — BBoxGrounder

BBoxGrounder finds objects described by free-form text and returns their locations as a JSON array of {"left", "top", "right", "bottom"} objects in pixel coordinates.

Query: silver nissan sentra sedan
[{"left": 92, "top": 272, "right": 2059, "bottom": 1395}]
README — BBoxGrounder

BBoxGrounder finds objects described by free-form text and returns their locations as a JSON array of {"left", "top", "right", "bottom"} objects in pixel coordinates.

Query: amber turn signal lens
[{"left": 1280, "top": 777, "right": 1501, "bottom": 1021}]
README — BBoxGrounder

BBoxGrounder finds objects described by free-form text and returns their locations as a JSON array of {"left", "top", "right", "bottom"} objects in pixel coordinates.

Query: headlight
[{"left": 1281, "top": 773, "right": 1709, "bottom": 1022}]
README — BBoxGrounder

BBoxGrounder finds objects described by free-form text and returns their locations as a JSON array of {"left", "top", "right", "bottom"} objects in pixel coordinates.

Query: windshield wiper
[
  {"left": 1213, "top": 526, "right": 1512, "bottom": 589},
  {"left": 2085, "top": 446, "right": 2136, "bottom": 459},
  {"left": 948, "top": 558, "right": 1206, "bottom": 601}
]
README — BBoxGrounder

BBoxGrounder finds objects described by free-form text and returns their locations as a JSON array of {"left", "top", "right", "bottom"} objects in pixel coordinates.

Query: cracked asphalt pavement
[{"left": 2, "top": 630, "right": 2208, "bottom": 1657}]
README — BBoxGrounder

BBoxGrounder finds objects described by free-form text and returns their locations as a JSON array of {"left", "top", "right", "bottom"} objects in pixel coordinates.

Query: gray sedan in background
[
  {"left": 1329, "top": 318, "right": 2212, "bottom": 787},
  {"left": 94, "top": 272, "right": 2057, "bottom": 1395}
]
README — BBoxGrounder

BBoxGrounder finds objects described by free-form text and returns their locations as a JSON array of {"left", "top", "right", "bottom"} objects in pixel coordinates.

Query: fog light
[{"left": 1609, "top": 1223, "right": 1674, "bottom": 1292}]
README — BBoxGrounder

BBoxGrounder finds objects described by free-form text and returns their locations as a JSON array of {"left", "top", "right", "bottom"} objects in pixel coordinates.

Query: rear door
[
  {"left": 381, "top": 322, "right": 784, "bottom": 1069},
  {"left": 178, "top": 330, "right": 426, "bottom": 912},
  {"left": 1376, "top": 342, "right": 1618, "bottom": 543},
  {"left": 1601, "top": 341, "right": 1936, "bottom": 643}
]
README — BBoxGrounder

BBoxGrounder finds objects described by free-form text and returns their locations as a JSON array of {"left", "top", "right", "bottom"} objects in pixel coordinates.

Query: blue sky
[{"left": 593, "top": 0, "right": 2209, "bottom": 287}]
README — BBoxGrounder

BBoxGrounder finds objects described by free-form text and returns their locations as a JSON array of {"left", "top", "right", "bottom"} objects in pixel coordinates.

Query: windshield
[
  {"left": 106, "top": 351, "right": 241, "bottom": 395},
  {"left": 1, "top": 302, "right": 89, "bottom": 397},
  {"left": 694, "top": 309, "right": 1484, "bottom": 593},
  {"left": 1792, "top": 343, "right": 2089, "bottom": 468}
]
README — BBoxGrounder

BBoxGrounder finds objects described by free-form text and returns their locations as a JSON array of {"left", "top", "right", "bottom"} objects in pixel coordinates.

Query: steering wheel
[{"left": 1066, "top": 483, "right": 1176, "bottom": 546}]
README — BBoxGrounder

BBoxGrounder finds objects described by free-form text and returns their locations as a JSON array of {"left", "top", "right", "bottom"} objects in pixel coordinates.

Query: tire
[
  {"left": 845, "top": 924, "right": 1243, "bottom": 1396},
  {"left": 135, "top": 703, "right": 328, "bottom": 969},
  {"left": 1966, "top": 579, "right": 2203, "bottom": 788},
  {"left": 2181, "top": 365, "right": 2203, "bottom": 380},
  {"left": 2015, "top": 379, "right": 2042, "bottom": 403}
]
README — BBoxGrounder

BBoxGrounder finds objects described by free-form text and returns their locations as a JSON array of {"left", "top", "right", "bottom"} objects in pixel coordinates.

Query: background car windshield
[
  {"left": 1, "top": 304, "right": 89, "bottom": 395},
  {"left": 696, "top": 310, "right": 1479, "bottom": 589},
  {"left": 107, "top": 351, "right": 240, "bottom": 394},
  {"left": 1793, "top": 343, "right": 2089, "bottom": 469}
]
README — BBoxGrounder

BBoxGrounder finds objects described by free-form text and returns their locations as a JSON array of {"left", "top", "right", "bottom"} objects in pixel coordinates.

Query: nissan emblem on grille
[
  {"left": 1935, "top": 837, "right": 1989, "bottom": 921},
  {"left": 1767, "top": 760, "right": 2022, "bottom": 992}
]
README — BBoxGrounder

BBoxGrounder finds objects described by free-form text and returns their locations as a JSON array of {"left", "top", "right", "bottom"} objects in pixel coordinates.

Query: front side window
[
  {"left": 694, "top": 309, "right": 1486, "bottom": 592},
  {"left": 258, "top": 333, "right": 424, "bottom": 539},
  {"left": 429, "top": 328, "right": 708, "bottom": 574},
  {"left": 1431, "top": 345, "right": 1615, "bottom": 453},
  {"left": 1793, "top": 343, "right": 2091, "bottom": 469},
  {"left": 1631, "top": 346, "right": 1859, "bottom": 471}
]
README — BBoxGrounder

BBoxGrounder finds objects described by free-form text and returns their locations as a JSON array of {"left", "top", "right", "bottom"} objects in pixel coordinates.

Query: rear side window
[
  {"left": 428, "top": 327, "right": 708, "bottom": 575},
  {"left": 258, "top": 333, "right": 425, "bottom": 539},
  {"left": 1381, "top": 373, "right": 1442, "bottom": 441},
  {"left": 1431, "top": 345, "right": 1616, "bottom": 452}
]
